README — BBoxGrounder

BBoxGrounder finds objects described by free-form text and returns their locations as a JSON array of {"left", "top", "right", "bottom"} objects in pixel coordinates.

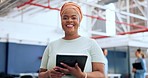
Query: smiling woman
[
  {"left": 38, "top": 2, "right": 106, "bottom": 78},
  {"left": 60, "top": 2, "right": 83, "bottom": 39},
  {"left": 61, "top": 8, "right": 80, "bottom": 36}
]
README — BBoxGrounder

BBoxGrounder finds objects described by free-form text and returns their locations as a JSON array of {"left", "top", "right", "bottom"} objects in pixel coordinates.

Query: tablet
[
  {"left": 56, "top": 53, "right": 88, "bottom": 72},
  {"left": 132, "top": 62, "right": 143, "bottom": 69}
]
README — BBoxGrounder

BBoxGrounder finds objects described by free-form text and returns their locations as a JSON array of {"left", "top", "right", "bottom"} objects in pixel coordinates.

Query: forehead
[
  {"left": 62, "top": 8, "right": 79, "bottom": 16},
  {"left": 104, "top": 49, "right": 108, "bottom": 52},
  {"left": 135, "top": 51, "right": 139, "bottom": 53}
]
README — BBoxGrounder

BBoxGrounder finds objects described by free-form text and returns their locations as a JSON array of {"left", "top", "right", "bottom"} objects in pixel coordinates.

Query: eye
[
  {"left": 72, "top": 17, "right": 77, "bottom": 20},
  {"left": 63, "top": 17, "right": 68, "bottom": 20}
]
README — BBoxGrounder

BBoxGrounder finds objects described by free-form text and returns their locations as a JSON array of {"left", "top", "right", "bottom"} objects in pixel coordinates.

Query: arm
[
  {"left": 87, "top": 62, "right": 105, "bottom": 78},
  {"left": 38, "top": 45, "right": 50, "bottom": 78},
  {"left": 87, "top": 39, "right": 106, "bottom": 77},
  {"left": 136, "top": 59, "right": 147, "bottom": 73}
]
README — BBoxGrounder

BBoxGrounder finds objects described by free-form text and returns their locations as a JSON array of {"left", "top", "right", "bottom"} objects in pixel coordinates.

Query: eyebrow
[{"left": 62, "top": 15, "right": 77, "bottom": 17}]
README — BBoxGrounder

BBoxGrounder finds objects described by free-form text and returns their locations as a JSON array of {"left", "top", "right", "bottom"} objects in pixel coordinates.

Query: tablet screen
[{"left": 56, "top": 53, "right": 88, "bottom": 72}]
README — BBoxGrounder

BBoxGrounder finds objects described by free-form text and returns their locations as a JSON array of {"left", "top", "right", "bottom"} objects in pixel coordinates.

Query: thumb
[{"left": 75, "top": 63, "right": 80, "bottom": 70}]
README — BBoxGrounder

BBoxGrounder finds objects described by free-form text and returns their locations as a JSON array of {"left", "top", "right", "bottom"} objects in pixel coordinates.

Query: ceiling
[
  {"left": 0, "top": 0, "right": 147, "bottom": 32},
  {"left": 0, "top": 0, "right": 28, "bottom": 17}
]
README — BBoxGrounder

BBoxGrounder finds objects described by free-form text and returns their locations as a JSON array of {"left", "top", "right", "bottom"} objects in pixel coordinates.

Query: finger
[
  {"left": 60, "top": 62, "right": 72, "bottom": 70},
  {"left": 59, "top": 68, "right": 68, "bottom": 72},
  {"left": 75, "top": 63, "right": 79, "bottom": 69},
  {"left": 75, "top": 63, "right": 81, "bottom": 71},
  {"left": 54, "top": 67, "right": 65, "bottom": 72},
  {"left": 54, "top": 68, "right": 61, "bottom": 72},
  {"left": 50, "top": 72, "right": 64, "bottom": 78},
  {"left": 56, "top": 67, "right": 69, "bottom": 74},
  {"left": 51, "top": 69, "right": 62, "bottom": 74},
  {"left": 56, "top": 66, "right": 68, "bottom": 71}
]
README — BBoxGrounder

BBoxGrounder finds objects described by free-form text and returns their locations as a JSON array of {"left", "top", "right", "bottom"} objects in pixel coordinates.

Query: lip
[{"left": 66, "top": 24, "right": 74, "bottom": 28}]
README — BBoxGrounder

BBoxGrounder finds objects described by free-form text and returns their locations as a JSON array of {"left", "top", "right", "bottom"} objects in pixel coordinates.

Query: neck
[
  {"left": 63, "top": 34, "right": 80, "bottom": 40},
  {"left": 137, "top": 56, "right": 142, "bottom": 58}
]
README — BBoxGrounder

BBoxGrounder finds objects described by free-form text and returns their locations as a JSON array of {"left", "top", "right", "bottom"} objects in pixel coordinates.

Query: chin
[{"left": 65, "top": 32, "right": 75, "bottom": 35}]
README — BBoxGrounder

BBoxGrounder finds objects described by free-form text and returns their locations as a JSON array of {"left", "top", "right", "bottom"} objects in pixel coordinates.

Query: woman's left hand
[
  {"left": 55, "top": 63, "right": 85, "bottom": 78},
  {"left": 132, "top": 68, "right": 136, "bottom": 72}
]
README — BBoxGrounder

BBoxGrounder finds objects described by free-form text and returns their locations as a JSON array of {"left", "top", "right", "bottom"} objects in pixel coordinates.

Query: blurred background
[{"left": 0, "top": 0, "right": 148, "bottom": 78}]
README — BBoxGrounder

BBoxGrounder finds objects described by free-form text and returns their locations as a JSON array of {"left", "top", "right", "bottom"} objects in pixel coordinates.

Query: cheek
[
  {"left": 61, "top": 22, "right": 65, "bottom": 30},
  {"left": 135, "top": 52, "right": 137, "bottom": 54},
  {"left": 75, "top": 21, "right": 80, "bottom": 26},
  {"left": 135, "top": 53, "right": 139, "bottom": 56},
  {"left": 61, "top": 20, "right": 65, "bottom": 24},
  {"left": 135, "top": 54, "right": 137, "bottom": 56},
  {"left": 61, "top": 20, "right": 66, "bottom": 26}
]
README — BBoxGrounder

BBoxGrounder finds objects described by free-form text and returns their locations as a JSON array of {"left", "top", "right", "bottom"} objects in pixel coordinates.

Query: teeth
[{"left": 66, "top": 25, "right": 74, "bottom": 28}]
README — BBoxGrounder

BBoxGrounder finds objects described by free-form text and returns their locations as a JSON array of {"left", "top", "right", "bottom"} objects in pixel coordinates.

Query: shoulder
[
  {"left": 47, "top": 38, "right": 63, "bottom": 46},
  {"left": 137, "top": 58, "right": 146, "bottom": 63},
  {"left": 141, "top": 58, "right": 146, "bottom": 62},
  {"left": 79, "top": 37, "right": 99, "bottom": 47},
  {"left": 80, "top": 36, "right": 97, "bottom": 43}
]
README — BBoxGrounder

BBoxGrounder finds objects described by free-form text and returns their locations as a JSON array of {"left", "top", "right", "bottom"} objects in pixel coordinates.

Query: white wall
[
  {"left": 0, "top": 6, "right": 90, "bottom": 45},
  {"left": 0, "top": 10, "right": 63, "bottom": 45}
]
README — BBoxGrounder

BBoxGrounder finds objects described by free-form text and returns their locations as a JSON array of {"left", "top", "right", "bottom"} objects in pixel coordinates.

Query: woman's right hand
[
  {"left": 39, "top": 68, "right": 65, "bottom": 78},
  {"left": 47, "top": 68, "right": 65, "bottom": 78}
]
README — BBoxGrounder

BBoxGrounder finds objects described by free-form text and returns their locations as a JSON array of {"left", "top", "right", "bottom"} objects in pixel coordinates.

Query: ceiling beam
[{"left": 80, "top": 1, "right": 147, "bottom": 21}]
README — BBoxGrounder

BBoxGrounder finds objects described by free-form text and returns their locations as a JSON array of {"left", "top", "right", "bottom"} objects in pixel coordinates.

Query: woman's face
[
  {"left": 61, "top": 8, "right": 80, "bottom": 35},
  {"left": 135, "top": 51, "right": 140, "bottom": 57},
  {"left": 104, "top": 49, "right": 108, "bottom": 56}
]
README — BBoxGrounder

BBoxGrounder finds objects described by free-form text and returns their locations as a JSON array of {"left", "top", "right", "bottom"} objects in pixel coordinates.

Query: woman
[
  {"left": 132, "top": 48, "right": 147, "bottom": 78},
  {"left": 39, "top": 2, "right": 106, "bottom": 78},
  {"left": 102, "top": 48, "right": 108, "bottom": 75}
]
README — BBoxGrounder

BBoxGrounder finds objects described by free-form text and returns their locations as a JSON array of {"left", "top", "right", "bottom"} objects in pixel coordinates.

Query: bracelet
[{"left": 84, "top": 72, "right": 87, "bottom": 78}]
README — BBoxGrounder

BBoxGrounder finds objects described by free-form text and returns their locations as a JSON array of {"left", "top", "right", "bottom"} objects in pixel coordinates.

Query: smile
[{"left": 66, "top": 24, "right": 74, "bottom": 28}]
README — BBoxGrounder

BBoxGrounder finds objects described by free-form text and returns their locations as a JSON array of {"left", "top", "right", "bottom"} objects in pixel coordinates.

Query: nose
[{"left": 67, "top": 18, "right": 73, "bottom": 22}]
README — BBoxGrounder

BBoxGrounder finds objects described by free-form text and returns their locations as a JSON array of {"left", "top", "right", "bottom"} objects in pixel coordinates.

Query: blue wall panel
[
  {"left": 114, "top": 52, "right": 128, "bottom": 74},
  {"left": 107, "top": 51, "right": 116, "bottom": 73},
  {"left": 7, "top": 43, "right": 46, "bottom": 74},
  {"left": 107, "top": 51, "right": 129, "bottom": 77},
  {"left": 0, "top": 42, "right": 6, "bottom": 72}
]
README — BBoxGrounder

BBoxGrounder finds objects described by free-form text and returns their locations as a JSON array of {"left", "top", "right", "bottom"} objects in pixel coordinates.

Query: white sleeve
[
  {"left": 40, "top": 44, "right": 50, "bottom": 69},
  {"left": 90, "top": 39, "right": 105, "bottom": 64}
]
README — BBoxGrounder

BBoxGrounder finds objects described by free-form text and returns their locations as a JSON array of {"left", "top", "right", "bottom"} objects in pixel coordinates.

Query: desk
[{"left": 108, "top": 74, "right": 121, "bottom": 78}]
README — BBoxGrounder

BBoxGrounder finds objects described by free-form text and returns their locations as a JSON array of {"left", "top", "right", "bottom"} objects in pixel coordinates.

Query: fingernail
[{"left": 60, "top": 62, "right": 63, "bottom": 64}]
